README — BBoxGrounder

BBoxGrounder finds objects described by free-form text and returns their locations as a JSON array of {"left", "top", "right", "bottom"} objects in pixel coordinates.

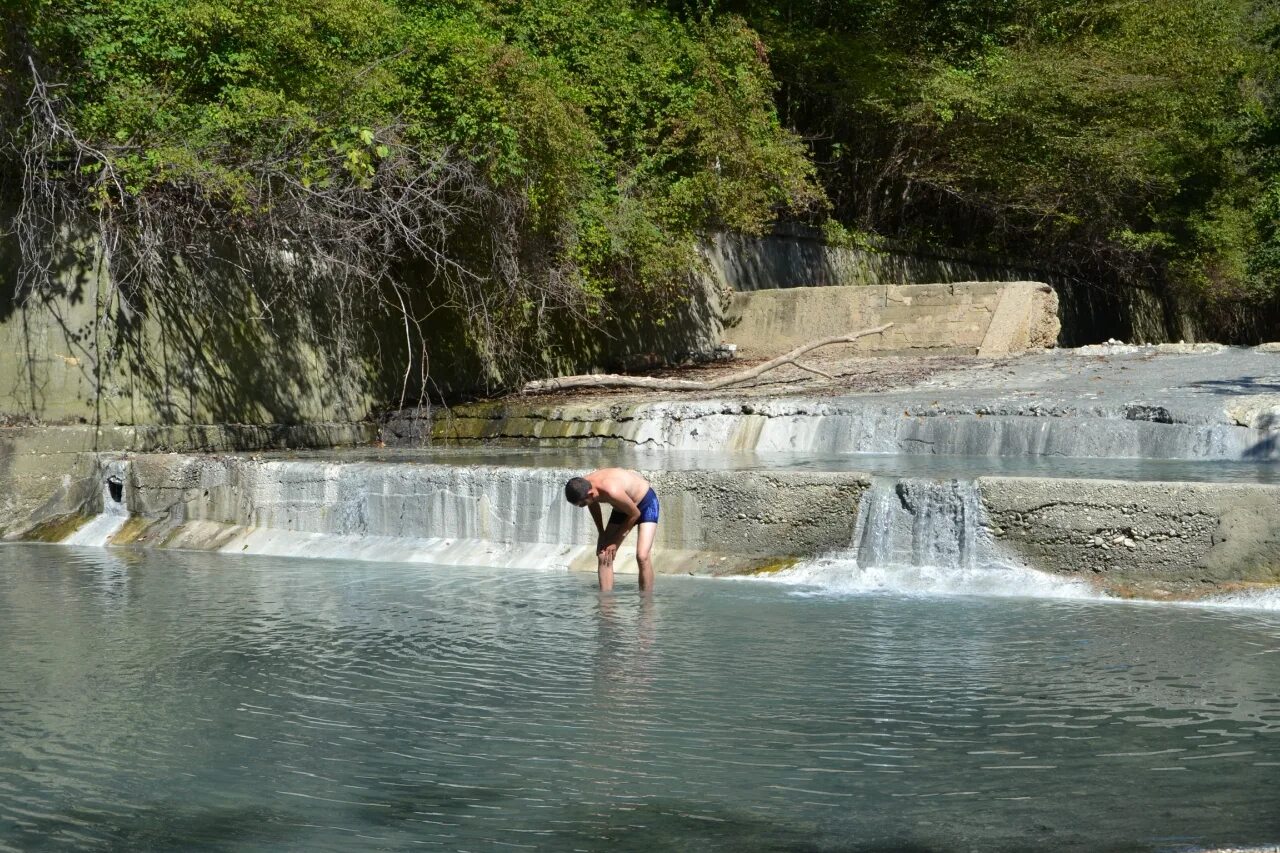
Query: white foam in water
[
  {"left": 747, "top": 476, "right": 1103, "bottom": 600},
  {"left": 1191, "top": 589, "right": 1280, "bottom": 611},
  {"left": 755, "top": 554, "right": 1101, "bottom": 600}
]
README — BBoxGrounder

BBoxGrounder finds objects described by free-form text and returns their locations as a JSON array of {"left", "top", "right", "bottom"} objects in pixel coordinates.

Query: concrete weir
[
  {"left": 435, "top": 397, "right": 1276, "bottom": 459},
  {"left": 34, "top": 453, "right": 1280, "bottom": 598},
  {"left": 981, "top": 477, "right": 1280, "bottom": 593},
  {"left": 10, "top": 348, "right": 1280, "bottom": 599},
  {"left": 434, "top": 348, "right": 1280, "bottom": 460},
  {"left": 87, "top": 455, "right": 868, "bottom": 577}
]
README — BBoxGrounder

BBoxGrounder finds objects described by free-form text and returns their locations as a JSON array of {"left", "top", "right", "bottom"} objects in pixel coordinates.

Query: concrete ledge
[
  {"left": 429, "top": 399, "right": 1274, "bottom": 460},
  {"left": 724, "top": 281, "right": 1059, "bottom": 358},
  {"left": 981, "top": 476, "right": 1280, "bottom": 594},
  {"left": 20, "top": 452, "right": 1280, "bottom": 596},
  {"left": 0, "top": 423, "right": 376, "bottom": 539},
  {"left": 979, "top": 282, "right": 1060, "bottom": 355},
  {"left": 107, "top": 455, "right": 869, "bottom": 575}
]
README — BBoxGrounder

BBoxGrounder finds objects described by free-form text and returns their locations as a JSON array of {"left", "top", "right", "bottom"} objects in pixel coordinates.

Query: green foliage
[
  {"left": 0, "top": 0, "right": 818, "bottom": 387},
  {"left": 9, "top": 0, "right": 817, "bottom": 237},
  {"left": 698, "top": 0, "right": 1280, "bottom": 305}
]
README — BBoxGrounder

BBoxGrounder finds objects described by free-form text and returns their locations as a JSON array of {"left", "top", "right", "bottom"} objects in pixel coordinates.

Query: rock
[
  {"left": 1124, "top": 404, "right": 1174, "bottom": 424},
  {"left": 1224, "top": 395, "right": 1280, "bottom": 430},
  {"left": 1153, "top": 342, "right": 1227, "bottom": 355},
  {"left": 1072, "top": 341, "right": 1149, "bottom": 355},
  {"left": 1256, "top": 342, "right": 1280, "bottom": 353}
]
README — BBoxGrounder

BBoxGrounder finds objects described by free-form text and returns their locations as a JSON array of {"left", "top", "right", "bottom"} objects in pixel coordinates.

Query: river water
[{"left": 3, "top": 543, "right": 1280, "bottom": 852}]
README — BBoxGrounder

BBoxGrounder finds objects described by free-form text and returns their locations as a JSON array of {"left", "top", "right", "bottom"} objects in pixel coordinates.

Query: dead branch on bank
[{"left": 520, "top": 323, "right": 893, "bottom": 393}]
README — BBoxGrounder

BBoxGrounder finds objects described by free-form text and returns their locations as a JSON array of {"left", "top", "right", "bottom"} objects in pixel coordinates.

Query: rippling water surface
[{"left": 3, "top": 543, "right": 1280, "bottom": 852}]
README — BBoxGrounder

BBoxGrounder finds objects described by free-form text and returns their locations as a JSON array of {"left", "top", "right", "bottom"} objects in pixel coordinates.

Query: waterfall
[
  {"left": 763, "top": 476, "right": 1098, "bottom": 599},
  {"left": 63, "top": 461, "right": 131, "bottom": 546},
  {"left": 131, "top": 461, "right": 622, "bottom": 571},
  {"left": 538, "top": 400, "right": 1276, "bottom": 460},
  {"left": 853, "top": 477, "right": 988, "bottom": 570}
]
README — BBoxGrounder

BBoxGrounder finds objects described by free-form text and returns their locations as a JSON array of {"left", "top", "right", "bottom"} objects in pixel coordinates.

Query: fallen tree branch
[
  {"left": 793, "top": 361, "right": 834, "bottom": 380},
  {"left": 521, "top": 323, "right": 893, "bottom": 393}
]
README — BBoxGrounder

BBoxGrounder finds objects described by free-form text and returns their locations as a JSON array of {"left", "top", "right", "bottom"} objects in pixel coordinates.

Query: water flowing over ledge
[
  {"left": 36, "top": 453, "right": 1280, "bottom": 606},
  {"left": 745, "top": 477, "right": 1102, "bottom": 601},
  {"left": 436, "top": 347, "right": 1280, "bottom": 460},
  {"left": 439, "top": 399, "right": 1279, "bottom": 459},
  {"left": 745, "top": 477, "right": 1280, "bottom": 608}
]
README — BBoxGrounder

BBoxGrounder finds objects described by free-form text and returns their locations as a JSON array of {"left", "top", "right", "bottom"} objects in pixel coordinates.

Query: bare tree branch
[
  {"left": 9, "top": 58, "right": 607, "bottom": 403},
  {"left": 520, "top": 324, "right": 893, "bottom": 393}
]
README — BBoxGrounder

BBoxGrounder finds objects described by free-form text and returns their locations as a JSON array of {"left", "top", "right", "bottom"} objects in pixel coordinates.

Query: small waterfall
[
  {"left": 764, "top": 477, "right": 1098, "bottom": 599},
  {"left": 63, "top": 461, "right": 130, "bottom": 546},
  {"left": 548, "top": 400, "right": 1277, "bottom": 460},
  {"left": 853, "top": 477, "right": 988, "bottom": 570},
  {"left": 151, "top": 461, "right": 610, "bottom": 570}
]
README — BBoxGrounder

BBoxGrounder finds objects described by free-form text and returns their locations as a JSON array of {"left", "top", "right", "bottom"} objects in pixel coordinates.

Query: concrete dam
[{"left": 4, "top": 275, "right": 1278, "bottom": 602}]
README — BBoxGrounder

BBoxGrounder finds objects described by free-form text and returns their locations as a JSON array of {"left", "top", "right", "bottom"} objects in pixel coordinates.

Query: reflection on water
[{"left": 2, "top": 543, "right": 1280, "bottom": 852}]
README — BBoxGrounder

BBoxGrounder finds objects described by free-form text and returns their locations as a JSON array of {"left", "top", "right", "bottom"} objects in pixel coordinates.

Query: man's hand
[{"left": 596, "top": 539, "right": 618, "bottom": 563}]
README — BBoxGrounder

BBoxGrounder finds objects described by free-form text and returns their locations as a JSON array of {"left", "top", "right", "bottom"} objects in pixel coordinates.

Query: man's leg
[
  {"left": 597, "top": 523, "right": 623, "bottom": 592},
  {"left": 635, "top": 522, "right": 657, "bottom": 592},
  {"left": 597, "top": 548, "right": 614, "bottom": 592}
]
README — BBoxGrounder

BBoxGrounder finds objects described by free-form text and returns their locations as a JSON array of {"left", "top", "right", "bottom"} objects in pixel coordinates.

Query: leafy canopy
[{"left": 1, "top": 0, "right": 819, "bottom": 386}]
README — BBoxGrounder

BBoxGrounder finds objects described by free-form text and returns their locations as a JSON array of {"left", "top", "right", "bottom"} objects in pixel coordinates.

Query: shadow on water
[
  {"left": 8, "top": 804, "right": 300, "bottom": 852},
  {"left": 357, "top": 779, "right": 514, "bottom": 823},
  {"left": 356, "top": 782, "right": 963, "bottom": 852},
  {"left": 1193, "top": 375, "right": 1280, "bottom": 395}
]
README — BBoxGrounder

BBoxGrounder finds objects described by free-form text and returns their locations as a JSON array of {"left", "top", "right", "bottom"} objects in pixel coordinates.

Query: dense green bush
[
  {"left": 0, "top": 0, "right": 818, "bottom": 390},
  {"left": 697, "top": 0, "right": 1280, "bottom": 307}
]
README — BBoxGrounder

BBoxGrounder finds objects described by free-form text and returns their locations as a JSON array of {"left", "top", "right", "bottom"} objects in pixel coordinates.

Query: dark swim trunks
[{"left": 608, "top": 488, "right": 660, "bottom": 527}]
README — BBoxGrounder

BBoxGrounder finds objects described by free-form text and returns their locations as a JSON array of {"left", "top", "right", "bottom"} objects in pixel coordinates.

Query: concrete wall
[
  {"left": 0, "top": 424, "right": 375, "bottom": 539},
  {"left": 0, "top": 224, "right": 400, "bottom": 427},
  {"left": 106, "top": 455, "right": 869, "bottom": 575},
  {"left": 723, "top": 281, "right": 1059, "bottom": 358},
  {"left": 981, "top": 477, "right": 1280, "bottom": 595},
  {"left": 703, "top": 231, "right": 1036, "bottom": 292},
  {"left": 0, "top": 216, "right": 731, "bottom": 421},
  {"left": 705, "top": 228, "right": 1280, "bottom": 347}
]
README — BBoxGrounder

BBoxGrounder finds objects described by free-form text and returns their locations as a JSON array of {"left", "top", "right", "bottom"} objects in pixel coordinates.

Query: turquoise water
[{"left": 3, "top": 543, "right": 1280, "bottom": 852}]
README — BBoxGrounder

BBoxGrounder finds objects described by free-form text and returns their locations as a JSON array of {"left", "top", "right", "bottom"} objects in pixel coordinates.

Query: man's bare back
[
  {"left": 564, "top": 469, "right": 659, "bottom": 592},
  {"left": 583, "top": 468, "right": 650, "bottom": 509}
]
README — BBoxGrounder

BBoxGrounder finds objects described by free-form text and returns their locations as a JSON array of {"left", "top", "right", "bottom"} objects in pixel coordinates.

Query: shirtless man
[{"left": 564, "top": 468, "right": 658, "bottom": 592}]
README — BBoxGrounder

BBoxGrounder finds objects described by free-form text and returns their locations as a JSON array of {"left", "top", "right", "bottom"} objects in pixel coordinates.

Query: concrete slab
[
  {"left": 724, "top": 281, "right": 1059, "bottom": 358},
  {"left": 981, "top": 476, "right": 1280, "bottom": 595}
]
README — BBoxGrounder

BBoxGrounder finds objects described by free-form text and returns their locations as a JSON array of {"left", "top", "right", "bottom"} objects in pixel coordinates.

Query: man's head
[{"left": 565, "top": 477, "right": 594, "bottom": 507}]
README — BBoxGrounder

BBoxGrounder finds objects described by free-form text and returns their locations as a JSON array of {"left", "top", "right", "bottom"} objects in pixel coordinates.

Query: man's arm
[
  {"left": 597, "top": 485, "right": 641, "bottom": 546},
  {"left": 589, "top": 502, "right": 604, "bottom": 535}
]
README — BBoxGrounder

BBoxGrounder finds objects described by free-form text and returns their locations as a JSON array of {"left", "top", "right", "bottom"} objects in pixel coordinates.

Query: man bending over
[{"left": 564, "top": 468, "right": 658, "bottom": 592}]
